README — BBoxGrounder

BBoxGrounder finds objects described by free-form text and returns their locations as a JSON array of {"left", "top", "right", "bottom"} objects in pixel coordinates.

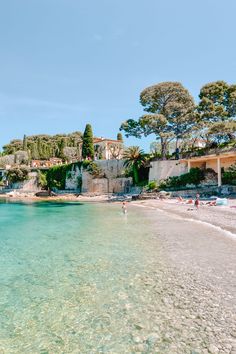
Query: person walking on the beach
[
  {"left": 195, "top": 194, "right": 200, "bottom": 210},
  {"left": 122, "top": 202, "right": 127, "bottom": 214}
]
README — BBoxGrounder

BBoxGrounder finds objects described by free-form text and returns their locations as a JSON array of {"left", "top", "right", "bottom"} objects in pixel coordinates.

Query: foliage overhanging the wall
[
  {"left": 46, "top": 160, "right": 102, "bottom": 190},
  {"left": 6, "top": 167, "right": 29, "bottom": 184},
  {"left": 159, "top": 168, "right": 204, "bottom": 189}
]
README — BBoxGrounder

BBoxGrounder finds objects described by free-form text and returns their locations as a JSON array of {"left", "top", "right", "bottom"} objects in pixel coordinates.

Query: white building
[{"left": 93, "top": 138, "right": 124, "bottom": 160}]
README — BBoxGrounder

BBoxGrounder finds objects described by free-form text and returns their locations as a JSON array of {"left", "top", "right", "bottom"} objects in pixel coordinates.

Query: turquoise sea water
[{"left": 0, "top": 200, "right": 160, "bottom": 353}]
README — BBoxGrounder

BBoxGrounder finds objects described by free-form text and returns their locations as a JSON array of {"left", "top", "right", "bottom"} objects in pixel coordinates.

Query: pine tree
[{"left": 82, "top": 124, "right": 94, "bottom": 159}]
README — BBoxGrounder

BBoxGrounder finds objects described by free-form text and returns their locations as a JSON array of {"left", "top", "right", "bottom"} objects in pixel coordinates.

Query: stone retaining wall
[
  {"left": 12, "top": 172, "right": 40, "bottom": 192},
  {"left": 149, "top": 160, "right": 188, "bottom": 182},
  {"left": 65, "top": 160, "right": 132, "bottom": 194}
]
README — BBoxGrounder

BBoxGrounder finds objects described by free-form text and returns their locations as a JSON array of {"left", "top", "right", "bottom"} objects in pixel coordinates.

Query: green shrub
[
  {"left": 38, "top": 170, "right": 48, "bottom": 188},
  {"left": 148, "top": 180, "right": 158, "bottom": 190},
  {"left": 82, "top": 160, "right": 103, "bottom": 178},
  {"left": 46, "top": 164, "right": 72, "bottom": 190},
  {"left": 46, "top": 160, "right": 103, "bottom": 190},
  {"left": 222, "top": 163, "right": 236, "bottom": 185},
  {"left": 6, "top": 167, "right": 29, "bottom": 184},
  {"left": 159, "top": 168, "right": 204, "bottom": 189},
  {"left": 136, "top": 180, "right": 148, "bottom": 187}
]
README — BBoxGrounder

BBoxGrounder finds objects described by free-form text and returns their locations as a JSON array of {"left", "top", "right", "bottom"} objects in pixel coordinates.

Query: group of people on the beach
[
  {"left": 178, "top": 194, "right": 200, "bottom": 210},
  {"left": 121, "top": 194, "right": 231, "bottom": 215},
  {"left": 177, "top": 194, "right": 228, "bottom": 210}
]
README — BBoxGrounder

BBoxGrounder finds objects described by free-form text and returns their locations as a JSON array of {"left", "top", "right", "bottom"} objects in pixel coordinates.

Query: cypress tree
[
  {"left": 37, "top": 138, "right": 42, "bottom": 159},
  {"left": 46, "top": 145, "right": 51, "bottom": 159},
  {"left": 82, "top": 124, "right": 94, "bottom": 160},
  {"left": 59, "top": 138, "right": 66, "bottom": 160},
  {"left": 117, "top": 132, "right": 123, "bottom": 142},
  {"left": 23, "top": 134, "right": 28, "bottom": 150},
  {"left": 32, "top": 143, "right": 38, "bottom": 159},
  {"left": 41, "top": 143, "right": 49, "bottom": 159}
]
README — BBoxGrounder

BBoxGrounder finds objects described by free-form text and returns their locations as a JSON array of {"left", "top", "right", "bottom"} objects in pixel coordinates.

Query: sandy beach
[{"left": 131, "top": 198, "right": 236, "bottom": 236}]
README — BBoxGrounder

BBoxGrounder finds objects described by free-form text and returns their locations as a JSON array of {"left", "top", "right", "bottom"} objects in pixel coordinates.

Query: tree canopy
[
  {"left": 2, "top": 132, "right": 83, "bottom": 161},
  {"left": 117, "top": 132, "right": 123, "bottom": 141},
  {"left": 120, "top": 82, "right": 196, "bottom": 159},
  {"left": 123, "top": 146, "right": 146, "bottom": 184},
  {"left": 197, "top": 81, "right": 236, "bottom": 143}
]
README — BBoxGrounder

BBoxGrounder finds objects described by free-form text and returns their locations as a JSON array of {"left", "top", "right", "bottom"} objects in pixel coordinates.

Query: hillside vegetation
[{"left": 2, "top": 131, "right": 83, "bottom": 161}]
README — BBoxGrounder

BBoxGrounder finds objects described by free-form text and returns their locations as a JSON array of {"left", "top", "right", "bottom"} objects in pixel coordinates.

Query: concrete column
[
  {"left": 217, "top": 157, "right": 222, "bottom": 187},
  {"left": 187, "top": 160, "right": 191, "bottom": 172}
]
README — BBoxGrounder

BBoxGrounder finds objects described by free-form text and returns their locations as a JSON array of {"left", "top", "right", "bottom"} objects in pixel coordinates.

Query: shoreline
[
  {"left": 0, "top": 193, "right": 110, "bottom": 203},
  {"left": 1, "top": 192, "right": 236, "bottom": 236},
  {"left": 131, "top": 199, "right": 236, "bottom": 236}
]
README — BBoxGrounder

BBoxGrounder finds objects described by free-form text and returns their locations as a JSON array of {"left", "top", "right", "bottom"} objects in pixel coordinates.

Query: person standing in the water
[{"left": 122, "top": 202, "right": 127, "bottom": 214}]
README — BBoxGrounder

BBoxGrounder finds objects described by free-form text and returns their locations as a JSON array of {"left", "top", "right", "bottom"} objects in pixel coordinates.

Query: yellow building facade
[{"left": 181, "top": 151, "right": 236, "bottom": 186}]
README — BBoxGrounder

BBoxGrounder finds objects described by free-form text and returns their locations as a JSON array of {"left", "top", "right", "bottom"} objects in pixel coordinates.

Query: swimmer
[{"left": 122, "top": 202, "right": 127, "bottom": 214}]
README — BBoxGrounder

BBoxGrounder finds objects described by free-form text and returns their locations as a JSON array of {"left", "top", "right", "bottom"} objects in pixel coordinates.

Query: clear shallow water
[
  {"left": 0, "top": 200, "right": 160, "bottom": 353},
  {"left": 1, "top": 200, "right": 236, "bottom": 353}
]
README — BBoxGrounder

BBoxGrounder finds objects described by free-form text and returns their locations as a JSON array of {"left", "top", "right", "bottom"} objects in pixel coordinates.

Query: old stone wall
[
  {"left": 83, "top": 177, "right": 132, "bottom": 194},
  {"left": 65, "top": 160, "right": 131, "bottom": 194},
  {"left": 12, "top": 172, "right": 40, "bottom": 191},
  {"left": 149, "top": 160, "right": 188, "bottom": 182},
  {"left": 95, "top": 159, "right": 126, "bottom": 178},
  {"left": 81, "top": 171, "right": 92, "bottom": 193},
  {"left": 65, "top": 164, "right": 81, "bottom": 190}
]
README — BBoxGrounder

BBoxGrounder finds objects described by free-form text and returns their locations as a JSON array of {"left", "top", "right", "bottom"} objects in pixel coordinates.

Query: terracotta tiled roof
[{"left": 93, "top": 138, "right": 122, "bottom": 143}]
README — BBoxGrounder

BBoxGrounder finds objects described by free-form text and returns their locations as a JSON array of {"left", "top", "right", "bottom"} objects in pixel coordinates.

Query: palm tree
[{"left": 123, "top": 146, "right": 146, "bottom": 184}]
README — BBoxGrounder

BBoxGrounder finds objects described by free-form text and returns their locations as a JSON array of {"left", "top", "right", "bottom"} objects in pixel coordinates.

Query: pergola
[{"left": 181, "top": 151, "right": 236, "bottom": 187}]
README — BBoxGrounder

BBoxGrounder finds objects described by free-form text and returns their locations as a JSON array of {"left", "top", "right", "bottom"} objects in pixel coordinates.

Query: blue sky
[{"left": 0, "top": 0, "right": 236, "bottom": 152}]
